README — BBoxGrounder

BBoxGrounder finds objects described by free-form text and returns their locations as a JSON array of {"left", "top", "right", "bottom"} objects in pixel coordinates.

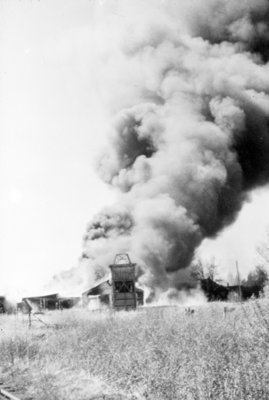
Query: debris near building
[
  {"left": 82, "top": 253, "right": 144, "bottom": 311},
  {"left": 17, "top": 293, "right": 80, "bottom": 313}
]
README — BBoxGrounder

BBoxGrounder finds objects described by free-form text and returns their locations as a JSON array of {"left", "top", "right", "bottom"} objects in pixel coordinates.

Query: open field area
[{"left": 1, "top": 301, "right": 269, "bottom": 400}]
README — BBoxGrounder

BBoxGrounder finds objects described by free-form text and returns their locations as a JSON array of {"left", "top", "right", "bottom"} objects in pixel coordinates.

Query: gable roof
[{"left": 82, "top": 277, "right": 111, "bottom": 296}]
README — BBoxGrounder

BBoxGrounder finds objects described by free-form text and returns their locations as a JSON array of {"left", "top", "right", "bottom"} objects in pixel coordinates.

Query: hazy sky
[
  {"left": 1, "top": 0, "right": 269, "bottom": 298},
  {"left": 0, "top": 0, "right": 117, "bottom": 298}
]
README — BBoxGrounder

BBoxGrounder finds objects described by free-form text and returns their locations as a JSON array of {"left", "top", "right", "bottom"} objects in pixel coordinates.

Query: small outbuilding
[
  {"left": 22, "top": 293, "right": 59, "bottom": 311},
  {"left": 82, "top": 278, "right": 112, "bottom": 309},
  {"left": 19, "top": 293, "right": 80, "bottom": 313}
]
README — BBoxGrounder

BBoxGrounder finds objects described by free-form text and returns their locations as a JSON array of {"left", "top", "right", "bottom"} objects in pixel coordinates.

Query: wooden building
[
  {"left": 18, "top": 293, "right": 80, "bottom": 313},
  {"left": 82, "top": 254, "right": 144, "bottom": 310},
  {"left": 21, "top": 293, "right": 59, "bottom": 311}
]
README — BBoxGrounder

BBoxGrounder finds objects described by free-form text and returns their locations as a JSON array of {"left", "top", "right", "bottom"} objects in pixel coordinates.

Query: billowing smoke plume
[{"left": 80, "top": 0, "right": 269, "bottom": 295}]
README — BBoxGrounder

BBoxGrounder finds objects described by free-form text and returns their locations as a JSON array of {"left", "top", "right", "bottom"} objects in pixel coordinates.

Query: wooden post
[
  {"left": 236, "top": 260, "right": 242, "bottom": 301},
  {"left": 24, "top": 299, "right": 32, "bottom": 328},
  {"left": 28, "top": 307, "right": 32, "bottom": 328}
]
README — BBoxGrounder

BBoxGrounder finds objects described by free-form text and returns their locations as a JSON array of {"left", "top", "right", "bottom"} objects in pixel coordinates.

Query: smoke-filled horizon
[{"left": 79, "top": 0, "right": 269, "bottom": 294}]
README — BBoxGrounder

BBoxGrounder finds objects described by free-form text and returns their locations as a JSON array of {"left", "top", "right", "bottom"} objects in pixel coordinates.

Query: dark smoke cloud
[
  {"left": 187, "top": 0, "right": 269, "bottom": 61},
  {"left": 84, "top": 208, "right": 133, "bottom": 242},
  {"left": 97, "top": 104, "right": 160, "bottom": 191},
  {"left": 79, "top": 0, "right": 269, "bottom": 295}
]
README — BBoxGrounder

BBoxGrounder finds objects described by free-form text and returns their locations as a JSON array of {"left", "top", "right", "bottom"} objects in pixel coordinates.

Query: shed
[
  {"left": 82, "top": 278, "right": 112, "bottom": 309},
  {"left": 20, "top": 293, "right": 80, "bottom": 312},
  {"left": 22, "top": 293, "right": 59, "bottom": 311}
]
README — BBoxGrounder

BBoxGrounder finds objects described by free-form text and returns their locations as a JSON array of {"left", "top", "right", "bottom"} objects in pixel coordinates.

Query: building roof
[
  {"left": 82, "top": 279, "right": 111, "bottom": 296},
  {"left": 22, "top": 293, "right": 59, "bottom": 301}
]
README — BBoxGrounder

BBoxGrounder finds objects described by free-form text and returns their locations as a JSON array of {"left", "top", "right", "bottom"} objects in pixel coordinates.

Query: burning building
[{"left": 82, "top": 254, "right": 144, "bottom": 310}]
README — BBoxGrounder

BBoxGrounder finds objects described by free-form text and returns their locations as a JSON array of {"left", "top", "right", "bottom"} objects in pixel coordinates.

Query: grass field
[{"left": 1, "top": 300, "right": 269, "bottom": 400}]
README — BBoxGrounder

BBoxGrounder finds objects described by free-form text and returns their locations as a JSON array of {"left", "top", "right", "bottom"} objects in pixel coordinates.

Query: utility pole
[{"left": 236, "top": 260, "right": 242, "bottom": 301}]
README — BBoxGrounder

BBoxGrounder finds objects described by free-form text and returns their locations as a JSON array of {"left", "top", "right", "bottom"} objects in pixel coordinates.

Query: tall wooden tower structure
[{"left": 109, "top": 253, "right": 137, "bottom": 310}]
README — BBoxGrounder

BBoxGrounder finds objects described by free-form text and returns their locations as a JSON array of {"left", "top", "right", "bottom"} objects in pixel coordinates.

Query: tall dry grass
[{"left": 1, "top": 300, "right": 269, "bottom": 400}]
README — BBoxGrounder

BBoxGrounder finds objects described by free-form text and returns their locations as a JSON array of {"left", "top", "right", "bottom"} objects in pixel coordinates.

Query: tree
[
  {"left": 190, "top": 259, "right": 206, "bottom": 281},
  {"left": 256, "top": 226, "right": 269, "bottom": 266},
  {"left": 206, "top": 258, "right": 219, "bottom": 281},
  {"left": 190, "top": 258, "right": 220, "bottom": 281},
  {"left": 241, "top": 265, "right": 268, "bottom": 287}
]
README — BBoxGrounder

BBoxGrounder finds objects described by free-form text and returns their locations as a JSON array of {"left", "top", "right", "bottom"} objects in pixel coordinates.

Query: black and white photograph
[{"left": 1, "top": 0, "right": 269, "bottom": 399}]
